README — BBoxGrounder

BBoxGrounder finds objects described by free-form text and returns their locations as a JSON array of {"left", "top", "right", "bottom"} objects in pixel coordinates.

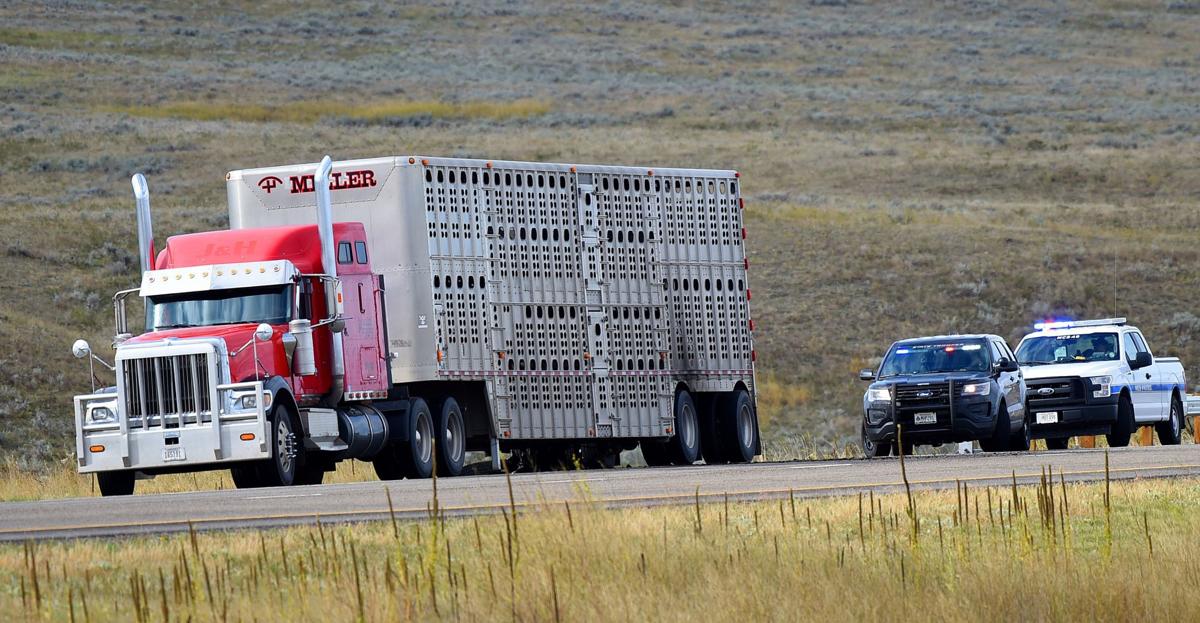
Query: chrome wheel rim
[
  {"left": 680, "top": 402, "right": 697, "bottom": 450},
  {"left": 738, "top": 403, "right": 753, "bottom": 448},
  {"left": 276, "top": 416, "right": 293, "bottom": 474},
  {"left": 445, "top": 411, "right": 465, "bottom": 463},
  {"left": 416, "top": 412, "right": 433, "bottom": 465}
]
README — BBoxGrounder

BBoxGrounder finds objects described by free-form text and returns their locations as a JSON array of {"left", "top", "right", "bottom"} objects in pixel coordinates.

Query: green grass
[{"left": 3, "top": 473, "right": 1199, "bottom": 621}]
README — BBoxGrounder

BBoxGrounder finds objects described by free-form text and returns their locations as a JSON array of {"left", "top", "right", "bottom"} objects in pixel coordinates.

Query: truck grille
[
  {"left": 121, "top": 353, "right": 213, "bottom": 428},
  {"left": 895, "top": 382, "right": 952, "bottom": 407},
  {"left": 1027, "top": 377, "right": 1085, "bottom": 409}
]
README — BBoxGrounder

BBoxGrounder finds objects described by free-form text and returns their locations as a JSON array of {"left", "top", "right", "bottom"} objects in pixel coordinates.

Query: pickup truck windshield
[
  {"left": 146, "top": 285, "right": 292, "bottom": 330},
  {"left": 878, "top": 341, "right": 991, "bottom": 377},
  {"left": 1016, "top": 333, "right": 1118, "bottom": 365}
]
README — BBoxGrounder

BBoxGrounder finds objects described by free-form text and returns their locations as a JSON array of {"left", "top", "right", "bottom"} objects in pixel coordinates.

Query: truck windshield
[
  {"left": 146, "top": 285, "right": 292, "bottom": 330},
  {"left": 1015, "top": 333, "right": 1118, "bottom": 365},
  {"left": 878, "top": 341, "right": 991, "bottom": 377}
]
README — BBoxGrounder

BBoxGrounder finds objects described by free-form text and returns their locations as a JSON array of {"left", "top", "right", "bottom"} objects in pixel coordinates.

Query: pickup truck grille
[
  {"left": 121, "top": 353, "right": 213, "bottom": 428},
  {"left": 1026, "top": 377, "right": 1085, "bottom": 409}
]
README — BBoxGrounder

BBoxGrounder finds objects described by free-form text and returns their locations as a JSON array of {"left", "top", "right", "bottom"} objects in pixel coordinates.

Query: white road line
[
  {"left": 539, "top": 477, "right": 611, "bottom": 484},
  {"left": 788, "top": 463, "right": 852, "bottom": 470},
  {"left": 245, "top": 493, "right": 323, "bottom": 500}
]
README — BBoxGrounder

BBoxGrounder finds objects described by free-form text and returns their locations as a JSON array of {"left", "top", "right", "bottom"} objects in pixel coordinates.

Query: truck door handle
[{"left": 1145, "top": 373, "right": 1152, "bottom": 380}]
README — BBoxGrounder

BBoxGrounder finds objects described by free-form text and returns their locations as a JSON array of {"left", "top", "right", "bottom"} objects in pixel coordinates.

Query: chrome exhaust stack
[
  {"left": 131, "top": 173, "right": 155, "bottom": 273},
  {"left": 314, "top": 156, "right": 345, "bottom": 405}
]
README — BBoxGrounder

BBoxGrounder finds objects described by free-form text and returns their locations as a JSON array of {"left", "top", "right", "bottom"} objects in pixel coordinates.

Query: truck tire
[
  {"left": 861, "top": 423, "right": 891, "bottom": 458},
  {"left": 97, "top": 471, "right": 135, "bottom": 496},
  {"left": 257, "top": 404, "right": 299, "bottom": 487},
  {"left": 374, "top": 398, "right": 435, "bottom": 479},
  {"left": 1155, "top": 396, "right": 1183, "bottom": 446},
  {"left": 979, "top": 402, "right": 1010, "bottom": 453},
  {"left": 697, "top": 394, "right": 723, "bottom": 464},
  {"left": 668, "top": 391, "right": 701, "bottom": 465},
  {"left": 1045, "top": 437, "right": 1069, "bottom": 451},
  {"left": 640, "top": 440, "right": 673, "bottom": 466},
  {"left": 435, "top": 398, "right": 467, "bottom": 477},
  {"left": 294, "top": 456, "right": 330, "bottom": 486},
  {"left": 718, "top": 389, "right": 758, "bottom": 463},
  {"left": 1107, "top": 394, "right": 1134, "bottom": 448}
]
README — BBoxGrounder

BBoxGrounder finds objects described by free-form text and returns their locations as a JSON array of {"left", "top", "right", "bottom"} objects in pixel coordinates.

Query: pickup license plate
[
  {"left": 913, "top": 412, "right": 937, "bottom": 425},
  {"left": 162, "top": 446, "right": 186, "bottom": 462},
  {"left": 1036, "top": 412, "right": 1059, "bottom": 424}
]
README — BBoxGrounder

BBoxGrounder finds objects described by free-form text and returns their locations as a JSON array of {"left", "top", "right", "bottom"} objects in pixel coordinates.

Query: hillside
[{"left": 2, "top": 1, "right": 1199, "bottom": 468}]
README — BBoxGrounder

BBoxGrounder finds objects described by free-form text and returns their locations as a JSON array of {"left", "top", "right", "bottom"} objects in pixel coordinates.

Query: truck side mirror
[
  {"left": 1131, "top": 352, "right": 1153, "bottom": 370},
  {"left": 858, "top": 369, "right": 876, "bottom": 381}
]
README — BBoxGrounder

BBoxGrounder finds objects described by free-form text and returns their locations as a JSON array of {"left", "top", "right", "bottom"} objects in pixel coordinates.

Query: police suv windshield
[
  {"left": 147, "top": 285, "right": 292, "bottom": 330},
  {"left": 1015, "top": 333, "right": 1118, "bottom": 365},
  {"left": 878, "top": 341, "right": 991, "bottom": 377}
]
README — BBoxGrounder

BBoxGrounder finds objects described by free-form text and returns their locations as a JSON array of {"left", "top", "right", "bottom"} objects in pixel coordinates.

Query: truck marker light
[
  {"left": 421, "top": 159, "right": 429, "bottom": 166},
  {"left": 647, "top": 169, "right": 654, "bottom": 176},
  {"left": 148, "top": 277, "right": 155, "bottom": 283},
  {"left": 259, "top": 267, "right": 266, "bottom": 273},
  {"left": 202, "top": 272, "right": 209, "bottom": 277},
  {"left": 751, "top": 350, "right": 757, "bottom": 362},
  {"left": 665, "top": 427, "right": 673, "bottom": 434},
  {"left": 746, "top": 289, "right": 752, "bottom": 300},
  {"left": 734, "top": 171, "right": 740, "bottom": 178},
  {"left": 485, "top": 161, "right": 493, "bottom": 168},
  {"left": 240, "top": 433, "right": 255, "bottom": 441},
  {"left": 89, "top": 444, "right": 105, "bottom": 453},
  {"left": 741, "top": 227, "right": 747, "bottom": 239},
  {"left": 408, "top": 157, "right": 416, "bottom": 164},
  {"left": 744, "top": 257, "right": 750, "bottom": 270},
  {"left": 216, "top": 270, "right": 223, "bottom": 276},
  {"left": 749, "top": 319, "right": 755, "bottom": 331},
  {"left": 570, "top": 166, "right": 576, "bottom": 173},
  {"left": 739, "top": 198, "right": 745, "bottom": 210},
  {"left": 175, "top": 274, "right": 182, "bottom": 280},
  {"left": 188, "top": 273, "right": 195, "bottom": 279},
  {"left": 244, "top": 269, "right": 251, "bottom": 275},
  {"left": 337, "top": 292, "right": 343, "bottom": 304},
  {"left": 503, "top": 431, "right": 512, "bottom": 438}
]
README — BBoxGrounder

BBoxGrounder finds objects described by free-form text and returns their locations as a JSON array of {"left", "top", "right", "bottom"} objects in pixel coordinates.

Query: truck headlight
[
  {"left": 236, "top": 392, "right": 271, "bottom": 411},
  {"left": 961, "top": 382, "right": 990, "bottom": 396},
  {"left": 87, "top": 405, "right": 117, "bottom": 425},
  {"left": 1090, "top": 376, "right": 1112, "bottom": 398},
  {"left": 868, "top": 387, "right": 892, "bottom": 402}
]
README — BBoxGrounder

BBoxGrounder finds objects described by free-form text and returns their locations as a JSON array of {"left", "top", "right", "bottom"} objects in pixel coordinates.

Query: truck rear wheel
[
  {"left": 374, "top": 397, "right": 435, "bottom": 480},
  {"left": 668, "top": 391, "right": 701, "bottom": 465},
  {"left": 97, "top": 471, "right": 135, "bottom": 496},
  {"left": 1107, "top": 395, "right": 1134, "bottom": 448},
  {"left": 435, "top": 398, "right": 466, "bottom": 477},
  {"left": 1156, "top": 396, "right": 1183, "bottom": 446},
  {"left": 718, "top": 389, "right": 758, "bottom": 463}
]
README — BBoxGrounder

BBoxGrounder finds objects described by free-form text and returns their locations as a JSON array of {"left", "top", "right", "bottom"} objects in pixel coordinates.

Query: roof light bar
[{"left": 1033, "top": 317, "right": 1126, "bottom": 331}]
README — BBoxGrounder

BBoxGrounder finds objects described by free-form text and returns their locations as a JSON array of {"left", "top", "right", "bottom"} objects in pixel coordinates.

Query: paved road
[{"left": 3, "top": 445, "right": 1199, "bottom": 541}]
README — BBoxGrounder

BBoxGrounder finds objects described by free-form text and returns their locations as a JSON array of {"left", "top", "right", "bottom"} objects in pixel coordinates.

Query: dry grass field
[
  {"left": 2, "top": 1, "right": 1200, "bottom": 474},
  {"left": 3, "top": 470, "right": 1200, "bottom": 621}
]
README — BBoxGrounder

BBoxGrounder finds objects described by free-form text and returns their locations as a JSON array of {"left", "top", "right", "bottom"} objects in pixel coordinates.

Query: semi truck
[{"left": 71, "top": 155, "right": 759, "bottom": 495}]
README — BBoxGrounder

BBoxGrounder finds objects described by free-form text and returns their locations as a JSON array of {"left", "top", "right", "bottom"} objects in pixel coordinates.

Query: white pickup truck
[{"left": 1014, "top": 318, "right": 1186, "bottom": 449}]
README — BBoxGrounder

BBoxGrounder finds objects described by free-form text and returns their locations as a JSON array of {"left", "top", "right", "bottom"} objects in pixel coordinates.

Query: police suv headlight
[
  {"left": 961, "top": 382, "right": 990, "bottom": 396},
  {"left": 86, "top": 405, "right": 117, "bottom": 425},
  {"left": 1090, "top": 376, "right": 1112, "bottom": 399},
  {"left": 868, "top": 387, "right": 892, "bottom": 402}
]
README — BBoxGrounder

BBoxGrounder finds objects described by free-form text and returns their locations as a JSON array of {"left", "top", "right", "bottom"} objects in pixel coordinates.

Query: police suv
[
  {"left": 859, "top": 335, "right": 1028, "bottom": 456},
  {"left": 1014, "top": 318, "right": 1187, "bottom": 448}
]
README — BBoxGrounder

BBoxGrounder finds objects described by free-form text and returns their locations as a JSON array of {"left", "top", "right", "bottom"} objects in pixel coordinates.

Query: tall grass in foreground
[
  {"left": 104, "top": 99, "right": 552, "bottom": 124},
  {"left": 4, "top": 473, "right": 1200, "bottom": 621}
]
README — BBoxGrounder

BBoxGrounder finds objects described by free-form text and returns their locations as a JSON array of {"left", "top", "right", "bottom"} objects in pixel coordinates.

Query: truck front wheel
[
  {"left": 1107, "top": 395, "right": 1134, "bottom": 448},
  {"left": 97, "top": 471, "right": 135, "bottom": 496},
  {"left": 257, "top": 404, "right": 299, "bottom": 487}
]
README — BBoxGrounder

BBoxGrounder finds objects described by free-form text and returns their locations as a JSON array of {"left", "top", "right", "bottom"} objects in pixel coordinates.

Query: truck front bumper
[
  {"left": 864, "top": 395, "right": 996, "bottom": 445},
  {"left": 74, "top": 381, "right": 271, "bottom": 474},
  {"left": 1026, "top": 400, "right": 1118, "bottom": 439}
]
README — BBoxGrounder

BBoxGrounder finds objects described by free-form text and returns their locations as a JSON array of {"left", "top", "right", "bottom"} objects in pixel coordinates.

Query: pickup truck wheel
[
  {"left": 435, "top": 398, "right": 467, "bottom": 477},
  {"left": 667, "top": 391, "right": 701, "bottom": 465},
  {"left": 1106, "top": 395, "right": 1134, "bottom": 448},
  {"left": 718, "top": 389, "right": 758, "bottom": 463},
  {"left": 1045, "top": 437, "right": 1070, "bottom": 451},
  {"left": 1155, "top": 397, "right": 1183, "bottom": 446},
  {"left": 861, "top": 423, "right": 890, "bottom": 458},
  {"left": 97, "top": 471, "right": 135, "bottom": 496},
  {"left": 257, "top": 404, "right": 299, "bottom": 487},
  {"left": 979, "top": 402, "right": 1010, "bottom": 453}
]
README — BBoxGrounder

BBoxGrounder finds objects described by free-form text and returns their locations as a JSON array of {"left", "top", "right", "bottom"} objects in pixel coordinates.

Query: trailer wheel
[
  {"left": 257, "top": 403, "right": 299, "bottom": 487},
  {"left": 1106, "top": 394, "right": 1134, "bottom": 448},
  {"left": 1155, "top": 396, "right": 1183, "bottom": 446},
  {"left": 718, "top": 389, "right": 758, "bottom": 463},
  {"left": 230, "top": 465, "right": 261, "bottom": 489},
  {"left": 97, "top": 471, "right": 135, "bottom": 496},
  {"left": 640, "top": 439, "right": 672, "bottom": 466},
  {"left": 665, "top": 391, "right": 701, "bottom": 465},
  {"left": 435, "top": 398, "right": 466, "bottom": 477}
]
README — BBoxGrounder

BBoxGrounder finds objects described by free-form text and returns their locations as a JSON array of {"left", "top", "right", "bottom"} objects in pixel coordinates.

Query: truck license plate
[
  {"left": 1036, "top": 412, "right": 1059, "bottom": 424},
  {"left": 162, "top": 446, "right": 186, "bottom": 462},
  {"left": 914, "top": 412, "right": 937, "bottom": 425}
]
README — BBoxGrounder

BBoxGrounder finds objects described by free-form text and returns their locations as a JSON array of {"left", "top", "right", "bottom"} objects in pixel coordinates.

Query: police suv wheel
[{"left": 861, "top": 423, "right": 890, "bottom": 458}]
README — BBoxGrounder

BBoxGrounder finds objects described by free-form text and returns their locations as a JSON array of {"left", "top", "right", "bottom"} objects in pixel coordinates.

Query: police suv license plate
[
  {"left": 1036, "top": 412, "right": 1059, "bottom": 424},
  {"left": 914, "top": 412, "right": 937, "bottom": 425},
  {"left": 162, "top": 446, "right": 186, "bottom": 462}
]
